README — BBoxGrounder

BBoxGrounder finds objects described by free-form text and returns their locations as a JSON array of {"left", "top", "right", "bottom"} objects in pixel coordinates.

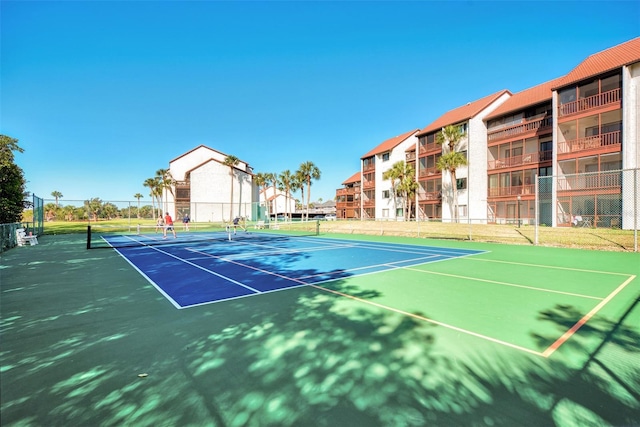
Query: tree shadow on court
[{"left": 3, "top": 235, "right": 640, "bottom": 426}]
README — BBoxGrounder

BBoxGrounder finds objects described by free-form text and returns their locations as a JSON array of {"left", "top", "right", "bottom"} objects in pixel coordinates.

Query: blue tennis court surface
[{"left": 111, "top": 234, "right": 486, "bottom": 309}]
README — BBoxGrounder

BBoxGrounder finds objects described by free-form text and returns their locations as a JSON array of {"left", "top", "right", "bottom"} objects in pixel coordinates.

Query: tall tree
[
  {"left": 0, "top": 135, "right": 27, "bottom": 224},
  {"left": 51, "top": 191, "right": 63, "bottom": 207},
  {"left": 254, "top": 172, "right": 270, "bottom": 221},
  {"left": 0, "top": 134, "right": 23, "bottom": 165},
  {"left": 298, "top": 161, "right": 321, "bottom": 221},
  {"left": 279, "top": 170, "right": 294, "bottom": 221},
  {"left": 143, "top": 178, "right": 161, "bottom": 219},
  {"left": 383, "top": 161, "right": 417, "bottom": 221},
  {"left": 294, "top": 170, "right": 305, "bottom": 219},
  {"left": 155, "top": 169, "right": 174, "bottom": 214},
  {"left": 382, "top": 161, "right": 405, "bottom": 220},
  {"left": 436, "top": 125, "right": 468, "bottom": 222},
  {"left": 222, "top": 155, "right": 240, "bottom": 221},
  {"left": 398, "top": 165, "right": 418, "bottom": 220},
  {"left": 134, "top": 193, "right": 143, "bottom": 218},
  {"left": 269, "top": 172, "right": 279, "bottom": 221}
]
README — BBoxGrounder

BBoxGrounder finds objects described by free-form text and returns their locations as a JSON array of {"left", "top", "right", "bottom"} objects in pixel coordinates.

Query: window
[
  {"left": 382, "top": 190, "right": 390, "bottom": 199},
  {"left": 456, "top": 178, "right": 467, "bottom": 190},
  {"left": 382, "top": 209, "right": 389, "bottom": 218},
  {"left": 382, "top": 153, "right": 390, "bottom": 162},
  {"left": 559, "top": 88, "right": 576, "bottom": 104},
  {"left": 458, "top": 205, "right": 468, "bottom": 218}
]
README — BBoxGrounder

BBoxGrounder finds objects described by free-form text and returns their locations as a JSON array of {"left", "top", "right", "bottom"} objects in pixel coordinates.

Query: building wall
[
  {"left": 188, "top": 160, "right": 253, "bottom": 222},
  {"left": 623, "top": 63, "right": 640, "bottom": 170}
]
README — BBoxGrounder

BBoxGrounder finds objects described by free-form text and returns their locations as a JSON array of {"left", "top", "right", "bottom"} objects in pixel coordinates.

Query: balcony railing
[
  {"left": 418, "top": 167, "right": 441, "bottom": 177},
  {"left": 406, "top": 151, "right": 416, "bottom": 161},
  {"left": 558, "top": 88, "right": 621, "bottom": 117},
  {"left": 363, "top": 180, "right": 375, "bottom": 189},
  {"left": 488, "top": 150, "right": 552, "bottom": 170},
  {"left": 363, "top": 163, "right": 375, "bottom": 172},
  {"left": 488, "top": 185, "right": 535, "bottom": 197},
  {"left": 417, "top": 191, "right": 441, "bottom": 202},
  {"left": 557, "top": 172, "right": 622, "bottom": 192},
  {"left": 419, "top": 142, "right": 439, "bottom": 154},
  {"left": 557, "top": 131, "right": 621, "bottom": 155},
  {"left": 487, "top": 115, "right": 552, "bottom": 143}
]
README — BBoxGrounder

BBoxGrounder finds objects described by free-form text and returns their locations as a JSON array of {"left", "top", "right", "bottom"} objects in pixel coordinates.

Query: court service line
[
  {"left": 187, "top": 249, "right": 544, "bottom": 356},
  {"left": 542, "top": 274, "right": 637, "bottom": 358},
  {"left": 464, "top": 257, "right": 633, "bottom": 276},
  {"left": 400, "top": 267, "right": 603, "bottom": 300}
]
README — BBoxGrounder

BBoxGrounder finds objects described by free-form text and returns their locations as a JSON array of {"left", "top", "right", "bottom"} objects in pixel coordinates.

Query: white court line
[{"left": 400, "top": 266, "right": 603, "bottom": 300}]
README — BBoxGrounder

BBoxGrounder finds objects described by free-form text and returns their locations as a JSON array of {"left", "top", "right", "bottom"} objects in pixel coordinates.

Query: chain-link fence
[
  {"left": 40, "top": 200, "right": 280, "bottom": 225},
  {"left": 35, "top": 170, "right": 638, "bottom": 252},
  {"left": 536, "top": 168, "right": 638, "bottom": 251}
]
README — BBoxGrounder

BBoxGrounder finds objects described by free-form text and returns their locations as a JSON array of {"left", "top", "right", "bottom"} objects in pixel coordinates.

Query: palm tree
[
  {"left": 398, "top": 166, "right": 418, "bottom": 220},
  {"left": 142, "top": 177, "right": 162, "bottom": 220},
  {"left": 298, "top": 161, "right": 321, "bottom": 221},
  {"left": 51, "top": 191, "right": 63, "bottom": 207},
  {"left": 269, "top": 172, "right": 279, "bottom": 221},
  {"left": 223, "top": 155, "right": 240, "bottom": 221},
  {"left": 294, "top": 170, "right": 305, "bottom": 219},
  {"left": 254, "top": 172, "right": 270, "bottom": 220},
  {"left": 279, "top": 170, "right": 294, "bottom": 221},
  {"left": 134, "top": 193, "right": 143, "bottom": 218},
  {"left": 382, "top": 161, "right": 406, "bottom": 220},
  {"left": 155, "top": 169, "right": 174, "bottom": 214},
  {"left": 436, "top": 124, "right": 468, "bottom": 222}
]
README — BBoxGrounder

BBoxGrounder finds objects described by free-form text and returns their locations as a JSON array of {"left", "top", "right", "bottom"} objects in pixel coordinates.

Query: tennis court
[{"left": 2, "top": 231, "right": 639, "bottom": 426}]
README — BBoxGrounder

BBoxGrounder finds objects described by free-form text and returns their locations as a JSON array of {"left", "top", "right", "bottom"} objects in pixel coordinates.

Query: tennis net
[{"left": 86, "top": 220, "right": 320, "bottom": 249}]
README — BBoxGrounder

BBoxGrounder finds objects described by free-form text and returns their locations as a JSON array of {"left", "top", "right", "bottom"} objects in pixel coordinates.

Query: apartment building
[
  {"left": 167, "top": 145, "right": 256, "bottom": 222},
  {"left": 552, "top": 37, "right": 640, "bottom": 228},
  {"left": 415, "top": 90, "right": 510, "bottom": 222},
  {"left": 336, "top": 37, "right": 640, "bottom": 228},
  {"left": 484, "top": 79, "right": 560, "bottom": 225},
  {"left": 360, "top": 129, "right": 420, "bottom": 220},
  {"left": 336, "top": 171, "right": 361, "bottom": 219}
]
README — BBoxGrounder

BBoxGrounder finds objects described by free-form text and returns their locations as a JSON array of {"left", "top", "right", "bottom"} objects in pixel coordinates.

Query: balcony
[
  {"left": 419, "top": 142, "right": 439, "bottom": 154},
  {"left": 336, "top": 187, "right": 360, "bottom": 196},
  {"left": 363, "top": 180, "right": 375, "bottom": 189},
  {"left": 488, "top": 150, "right": 552, "bottom": 170},
  {"left": 417, "top": 191, "right": 441, "bottom": 202},
  {"left": 418, "top": 167, "right": 441, "bottom": 178},
  {"left": 557, "top": 172, "right": 621, "bottom": 193},
  {"left": 558, "top": 88, "right": 621, "bottom": 117},
  {"left": 363, "top": 163, "right": 375, "bottom": 172},
  {"left": 487, "top": 115, "right": 552, "bottom": 143},
  {"left": 488, "top": 185, "right": 535, "bottom": 197},
  {"left": 557, "top": 131, "right": 621, "bottom": 156},
  {"left": 406, "top": 151, "right": 416, "bottom": 162}
]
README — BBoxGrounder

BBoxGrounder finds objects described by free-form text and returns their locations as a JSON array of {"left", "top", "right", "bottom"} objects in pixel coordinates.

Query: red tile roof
[
  {"left": 417, "top": 89, "right": 510, "bottom": 136},
  {"left": 342, "top": 171, "right": 361, "bottom": 185},
  {"left": 486, "top": 77, "right": 564, "bottom": 120},
  {"left": 361, "top": 129, "right": 419, "bottom": 159},
  {"left": 553, "top": 37, "right": 640, "bottom": 89}
]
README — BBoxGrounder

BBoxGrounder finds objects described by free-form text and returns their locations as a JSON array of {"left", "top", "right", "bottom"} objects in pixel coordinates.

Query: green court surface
[{"left": 1, "top": 233, "right": 639, "bottom": 426}]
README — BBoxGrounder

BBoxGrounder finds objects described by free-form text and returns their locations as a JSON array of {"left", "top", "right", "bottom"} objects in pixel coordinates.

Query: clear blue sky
[{"left": 2, "top": 1, "right": 638, "bottom": 205}]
